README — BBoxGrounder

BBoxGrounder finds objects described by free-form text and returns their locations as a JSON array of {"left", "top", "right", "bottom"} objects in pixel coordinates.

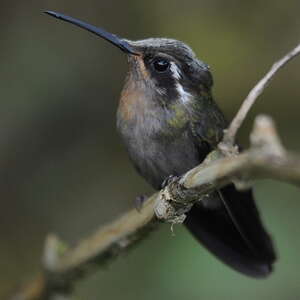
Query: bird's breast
[
  {"left": 117, "top": 86, "right": 200, "bottom": 189},
  {"left": 117, "top": 83, "right": 189, "bottom": 141}
]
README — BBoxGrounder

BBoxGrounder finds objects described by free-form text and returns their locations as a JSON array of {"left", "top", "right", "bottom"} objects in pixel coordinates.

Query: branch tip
[{"left": 223, "top": 42, "right": 300, "bottom": 147}]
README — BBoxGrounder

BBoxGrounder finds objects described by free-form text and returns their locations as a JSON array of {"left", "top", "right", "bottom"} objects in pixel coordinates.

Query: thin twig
[{"left": 221, "top": 43, "right": 300, "bottom": 151}]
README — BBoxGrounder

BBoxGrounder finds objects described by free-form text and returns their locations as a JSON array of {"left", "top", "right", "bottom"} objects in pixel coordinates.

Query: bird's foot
[
  {"left": 134, "top": 195, "right": 148, "bottom": 212},
  {"left": 161, "top": 174, "right": 199, "bottom": 205},
  {"left": 156, "top": 174, "right": 198, "bottom": 224}
]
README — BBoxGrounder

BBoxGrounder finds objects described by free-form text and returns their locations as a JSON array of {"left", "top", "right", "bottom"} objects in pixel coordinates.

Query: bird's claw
[{"left": 161, "top": 174, "right": 181, "bottom": 189}]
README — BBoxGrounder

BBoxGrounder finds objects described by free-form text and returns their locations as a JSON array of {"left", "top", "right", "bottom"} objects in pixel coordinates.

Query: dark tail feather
[{"left": 184, "top": 184, "right": 276, "bottom": 278}]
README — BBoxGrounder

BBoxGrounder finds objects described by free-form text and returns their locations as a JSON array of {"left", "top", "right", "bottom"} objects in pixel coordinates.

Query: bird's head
[{"left": 45, "top": 11, "right": 213, "bottom": 105}]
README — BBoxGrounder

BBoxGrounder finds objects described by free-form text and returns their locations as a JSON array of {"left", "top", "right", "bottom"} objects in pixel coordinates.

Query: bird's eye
[{"left": 153, "top": 58, "right": 170, "bottom": 72}]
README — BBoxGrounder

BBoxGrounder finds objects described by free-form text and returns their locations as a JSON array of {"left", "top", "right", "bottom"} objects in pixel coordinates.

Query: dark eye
[{"left": 153, "top": 58, "right": 170, "bottom": 72}]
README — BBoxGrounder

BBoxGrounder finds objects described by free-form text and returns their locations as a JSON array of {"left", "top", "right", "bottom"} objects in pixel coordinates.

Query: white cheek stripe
[
  {"left": 156, "top": 87, "right": 166, "bottom": 96},
  {"left": 170, "top": 62, "right": 182, "bottom": 80},
  {"left": 176, "top": 83, "right": 192, "bottom": 103},
  {"left": 170, "top": 62, "right": 191, "bottom": 103}
]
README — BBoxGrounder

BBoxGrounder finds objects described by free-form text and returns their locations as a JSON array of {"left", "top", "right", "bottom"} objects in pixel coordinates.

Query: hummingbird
[{"left": 45, "top": 11, "right": 276, "bottom": 278}]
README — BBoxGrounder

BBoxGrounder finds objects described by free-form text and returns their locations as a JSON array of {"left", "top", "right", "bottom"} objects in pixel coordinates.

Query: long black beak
[{"left": 44, "top": 11, "right": 139, "bottom": 56}]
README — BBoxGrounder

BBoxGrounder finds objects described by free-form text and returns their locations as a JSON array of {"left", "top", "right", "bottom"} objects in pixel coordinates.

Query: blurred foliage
[{"left": 0, "top": 0, "right": 300, "bottom": 299}]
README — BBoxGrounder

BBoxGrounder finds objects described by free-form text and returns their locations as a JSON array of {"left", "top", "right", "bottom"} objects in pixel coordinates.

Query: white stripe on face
[
  {"left": 176, "top": 82, "right": 192, "bottom": 103},
  {"left": 170, "top": 62, "right": 192, "bottom": 103},
  {"left": 170, "top": 62, "right": 182, "bottom": 80}
]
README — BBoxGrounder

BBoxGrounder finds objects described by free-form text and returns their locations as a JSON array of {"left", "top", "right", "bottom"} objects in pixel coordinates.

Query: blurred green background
[{"left": 1, "top": 0, "right": 300, "bottom": 299}]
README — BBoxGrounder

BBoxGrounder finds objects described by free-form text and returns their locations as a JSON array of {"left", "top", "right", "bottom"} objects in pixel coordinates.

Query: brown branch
[
  {"left": 10, "top": 195, "right": 159, "bottom": 300},
  {"left": 220, "top": 42, "right": 300, "bottom": 154}
]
